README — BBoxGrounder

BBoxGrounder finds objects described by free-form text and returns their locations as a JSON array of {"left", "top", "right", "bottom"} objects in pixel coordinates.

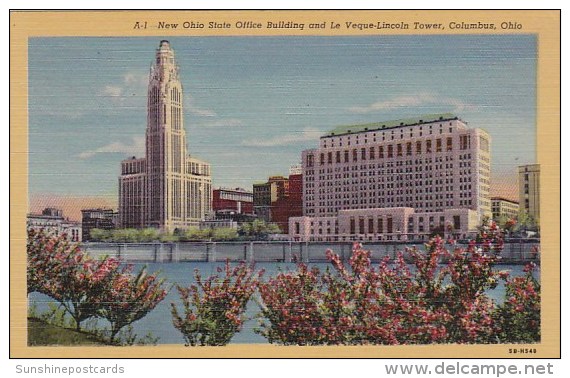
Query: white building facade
[
  {"left": 290, "top": 114, "right": 490, "bottom": 241},
  {"left": 27, "top": 208, "right": 82, "bottom": 242}
]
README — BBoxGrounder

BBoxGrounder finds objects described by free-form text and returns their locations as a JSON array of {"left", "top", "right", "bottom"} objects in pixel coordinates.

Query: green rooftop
[{"left": 323, "top": 113, "right": 458, "bottom": 138}]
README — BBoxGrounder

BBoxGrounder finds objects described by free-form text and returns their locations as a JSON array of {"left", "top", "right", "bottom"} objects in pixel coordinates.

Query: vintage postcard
[{"left": 10, "top": 10, "right": 560, "bottom": 358}]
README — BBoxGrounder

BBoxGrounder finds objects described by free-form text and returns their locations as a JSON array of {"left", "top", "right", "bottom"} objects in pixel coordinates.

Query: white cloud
[
  {"left": 185, "top": 94, "right": 217, "bottom": 117},
  {"left": 198, "top": 118, "right": 242, "bottom": 128},
  {"left": 123, "top": 72, "right": 148, "bottom": 86},
  {"left": 242, "top": 127, "right": 322, "bottom": 147},
  {"left": 98, "top": 71, "right": 148, "bottom": 104},
  {"left": 79, "top": 136, "right": 146, "bottom": 159},
  {"left": 349, "top": 93, "right": 476, "bottom": 113},
  {"left": 102, "top": 85, "right": 123, "bottom": 97}
]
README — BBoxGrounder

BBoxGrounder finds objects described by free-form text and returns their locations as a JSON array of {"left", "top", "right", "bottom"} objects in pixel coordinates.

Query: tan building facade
[
  {"left": 491, "top": 197, "right": 519, "bottom": 221},
  {"left": 119, "top": 41, "right": 212, "bottom": 232},
  {"left": 518, "top": 164, "right": 540, "bottom": 224},
  {"left": 290, "top": 114, "right": 490, "bottom": 241}
]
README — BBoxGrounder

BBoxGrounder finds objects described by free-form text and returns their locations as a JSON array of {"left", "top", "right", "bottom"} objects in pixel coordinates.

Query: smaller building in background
[
  {"left": 213, "top": 187, "right": 254, "bottom": 215},
  {"left": 289, "top": 163, "right": 303, "bottom": 175},
  {"left": 81, "top": 208, "right": 118, "bottom": 241},
  {"left": 253, "top": 168, "right": 303, "bottom": 233},
  {"left": 491, "top": 197, "right": 519, "bottom": 221},
  {"left": 199, "top": 219, "right": 239, "bottom": 230},
  {"left": 518, "top": 164, "right": 540, "bottom": 224},
  {"left": 272, "top": 173, "right": 303, "bottom": 233},
  {"left": 27, "top": 208, "right": 82, "bottom": 242},
  {"left": 253, "top": 176, "right": 289, "bottom": 224}
]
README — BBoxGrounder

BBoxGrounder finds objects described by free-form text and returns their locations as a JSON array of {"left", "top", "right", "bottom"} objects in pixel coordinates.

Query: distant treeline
[{"left": 89, "top": 220, "right": 281, "bottom": 243}]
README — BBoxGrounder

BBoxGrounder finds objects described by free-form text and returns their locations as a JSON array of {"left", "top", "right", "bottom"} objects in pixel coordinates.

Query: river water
[{"left": 28, "top": 262, "right": 536, "bottom": 345}]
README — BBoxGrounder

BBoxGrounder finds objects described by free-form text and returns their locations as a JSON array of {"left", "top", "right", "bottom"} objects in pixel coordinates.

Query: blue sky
[{"left": 29, "top": 35, "right": 536, "bottom": 205}]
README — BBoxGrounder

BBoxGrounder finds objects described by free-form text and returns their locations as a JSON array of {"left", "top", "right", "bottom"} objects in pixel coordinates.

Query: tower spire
[{"left": 119, "top": 41, "right": 212, "bottom": 231}]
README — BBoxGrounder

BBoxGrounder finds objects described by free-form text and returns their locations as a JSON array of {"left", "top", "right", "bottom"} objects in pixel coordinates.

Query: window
[
  {"left": 388, "top": 145, "right": 393, "bottom": 158},
  {"left": 359, "top": 218, "right": 365, "bottom": 234},
  {"left": 320, "top": 153, "right": 325, "bottom": 165},
  {"left": 350, "top": 218, "right": 356, "bottom": 234},
  {"left": 379, "top": 146, "right": 384, "bottom": 158},
  {"left": 377, "top": 218, "right": 384, "bottom": 233},
  {"left": 370, "top": 147, "right": 375, "bottom": 159},
  {"left": 336, "top": 151, "right": 341, "bottom": 163},
  {"left": 406, "top": 142, "right": 412, "bottom": 156},
  {"left": 416, "top": 141, "right": 422, "bottom": 154},
  {"left": 307, "top": 154, "right": 314, "bottom": 167},
  {"left": 344, "top": 150, "right": 349, "bottom": 163},
  {"left": 436, "top": 138, "right": 442, "bottom": 152},
  {"left": 447, "top": 137, "right": 453, "bottom": 151},
  {"left": 453, "top": 215, "right": 461, "bottom": 230},
  {"left": 361, "top": 148, "right": 366, "bottom": 160},
  {"left": 295, "top": 222, "right": 300, "bottom": 234},
  {"left": 353, "top": 149, "right": 358, "bottom": 162},
  {"left": 368, "top": 218, "right": 374, "bottom": 234},
  {"left": 387, "top": 217, "right": 393, "bottom": 233},
  {"left": 397, "top": 144, "right": 403, "bottom": 157},
  {"left": 327, "top": 152, "right": 332, "bottom": 164},
  {"left": 426, "top": 140, "right": 432, "bottom": 153},
  {"left": 460, "top": 135, "right": 471, "bottom": 150}
]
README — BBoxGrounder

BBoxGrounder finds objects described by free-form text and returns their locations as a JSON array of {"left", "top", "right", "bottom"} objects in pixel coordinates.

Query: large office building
[
  {"left": 119, "top": 41, "right": 212, "bottom": 232},
  {"left": 518, "top": 164, "right": 540, "bottom": 224},
  {"left": 290, "top": 113, "right": 491, "bottom": 241}
]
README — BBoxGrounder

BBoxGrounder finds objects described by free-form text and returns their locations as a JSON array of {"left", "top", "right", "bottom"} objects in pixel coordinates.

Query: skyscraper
[{"left": 119, "top": 41, "right": 212, "bottom": 231}]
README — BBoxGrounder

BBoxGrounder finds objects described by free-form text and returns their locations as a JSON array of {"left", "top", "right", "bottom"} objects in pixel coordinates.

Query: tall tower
[
  {"left": 119, "top": 40, "right": 212, "bottom": 232},
  {"left": 146, "top": 40, "right": 187, "bottom": 229}
]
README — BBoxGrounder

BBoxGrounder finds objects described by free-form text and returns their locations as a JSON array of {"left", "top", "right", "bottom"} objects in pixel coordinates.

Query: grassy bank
[{"left": 27, "top": 317, "right": 108, "bottom": 346}]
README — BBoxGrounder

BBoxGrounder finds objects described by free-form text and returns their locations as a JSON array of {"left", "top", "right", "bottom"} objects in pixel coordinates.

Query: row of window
[
  {"left": 314, "top": 138, "right": 463, "bottom": 166},
  {"left": 322, "top": 122, "right": 458, "bottom": 148}
]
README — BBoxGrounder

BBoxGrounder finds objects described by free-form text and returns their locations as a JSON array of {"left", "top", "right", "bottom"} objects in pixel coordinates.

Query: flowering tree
[
  {"left": 171, "top": 261, "right": 263, "bottom": 346},
  {"left": 27, "top": 228, "right": 120, "bottom": 330},
  {"left": 257, "top": 264, "right": 331, "bottom": 345},
  {"left": 98, "top": 266, "right": 167, "bottom": 343},
  {"left": 27, "top": 228, "right": 166, "bottom": 341},
  {"left": 496, "top": 262, "right": 541, "bottom": 343},
  {"left": 257, "top": 220, "right": 536, "bottom": 345},
  {"left": 27, "top": 228, "right": 74, "bottom": 295}
]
